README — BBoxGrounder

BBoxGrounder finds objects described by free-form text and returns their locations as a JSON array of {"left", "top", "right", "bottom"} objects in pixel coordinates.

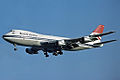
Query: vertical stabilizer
[{"left": 92, "top": 25, "right": 104, "bottom": 34}]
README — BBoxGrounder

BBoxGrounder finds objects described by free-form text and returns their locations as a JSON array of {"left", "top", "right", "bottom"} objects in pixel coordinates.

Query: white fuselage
[{"left": 3, "top": 30, "right": 94, "bottom": 51}]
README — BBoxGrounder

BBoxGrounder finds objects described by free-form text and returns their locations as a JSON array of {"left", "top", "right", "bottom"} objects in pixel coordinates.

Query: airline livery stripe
[{"left": 3, "top": 35, "right": 55, "bottom": 41}]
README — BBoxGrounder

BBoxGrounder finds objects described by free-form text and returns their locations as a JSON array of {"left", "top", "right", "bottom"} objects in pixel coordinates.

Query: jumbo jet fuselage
[
  {"left": 3, "top": 30, "right": 93, "bottom": 51},
  {"left": 2, "top": 25, "right": 116, "bottom": 57}
]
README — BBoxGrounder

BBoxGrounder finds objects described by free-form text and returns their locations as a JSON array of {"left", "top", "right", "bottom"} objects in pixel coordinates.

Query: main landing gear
[
  {"left": 43, "top": 50, "right": 63, "bottom": 57},
  {"left": 43, "top": 50, "right": 49, "bottom": 57},
  {"left": 53, "top": 52, "right": 58, "bottom": 56},
  {"left": 53, "top": 51, "right": 63, "bottom": 56}
]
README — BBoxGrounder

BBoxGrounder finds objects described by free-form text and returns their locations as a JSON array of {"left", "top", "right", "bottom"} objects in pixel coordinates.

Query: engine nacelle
[
  {"left": 58, "top": 40, "right": 66, "bottom": 46},
  {"left": 81, "top": 36, "right": 92, "bottom": 43},
  {"left": 25, "top": 48, "right": 38, "bottom": 54},
  {"left": 83, "top": 36, "right": 92, "bottom": 42}
]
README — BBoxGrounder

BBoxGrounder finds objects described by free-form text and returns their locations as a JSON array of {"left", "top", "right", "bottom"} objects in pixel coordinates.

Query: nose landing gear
[
  {"left": 13, "top": 44, "right": 17, "bottom": 51},
  {"left": 14, "top": 48, "right": 17, "bottom": 51}
]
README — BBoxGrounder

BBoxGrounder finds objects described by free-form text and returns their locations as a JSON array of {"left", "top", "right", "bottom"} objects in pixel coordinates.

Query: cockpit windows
[
  {"left": 12, "top": 31, "right": 15, "bottom": 34},
  {"left": 9, "top": 30, "right": 15, "bottom": 34},
  {"left": 9, "top": 30, "right": 13, "bottom": 32}
]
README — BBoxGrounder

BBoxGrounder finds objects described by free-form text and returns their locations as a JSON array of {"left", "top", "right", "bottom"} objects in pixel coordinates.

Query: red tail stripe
[{"left": 97, "top": 37, "right": 101, "bottom": 40}]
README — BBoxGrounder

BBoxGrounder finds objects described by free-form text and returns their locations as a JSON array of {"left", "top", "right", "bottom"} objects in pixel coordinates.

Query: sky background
[{"left": 0, "top": 0, "right": 120, "bottom": 80}]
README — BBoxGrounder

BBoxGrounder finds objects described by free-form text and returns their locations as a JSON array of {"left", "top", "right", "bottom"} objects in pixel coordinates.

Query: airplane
[{"left": 2, "top": 25, "right": 116, "bottom": 57}]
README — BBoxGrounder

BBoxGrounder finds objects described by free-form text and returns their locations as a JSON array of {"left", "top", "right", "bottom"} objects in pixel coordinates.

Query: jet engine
[
  {"left": 25, "top": 48, "right": 38, "bottom": 54},
  {"left": 58, "top": 40, "right": 66, "bottom": 46},
  {"left": 83, "top": 36, "right": 92, "bottom": 42}
]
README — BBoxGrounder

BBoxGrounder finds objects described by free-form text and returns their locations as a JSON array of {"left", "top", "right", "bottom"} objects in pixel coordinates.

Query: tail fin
[
  {"left": 90, "top": 25, "right": 104, "bottom": 41},
  {"left": 91, "top": 25, "right": 104, "bottom": 34}
]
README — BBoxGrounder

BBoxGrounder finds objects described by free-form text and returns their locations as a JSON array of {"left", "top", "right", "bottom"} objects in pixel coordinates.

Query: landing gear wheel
[
  {"left": 55, "top": 54, "right": 58, "bottom": 56},
  {"left": 45, "top": 55, "right": 49, "bottom": 57},
  {"left": 14, "top": 48, "right": 17, "bottom": 51},
  {"left": 59, "top": 52, "right": 63, "bottom": 55},
  {"left": 53, "top": 53, "right": 58, "bottom": 56},
  {"left": 44, "top": 51, "right": 49, "bottom": 57},
  {"left": 13, "top": 43, "right": 17, "bottom": 51}
]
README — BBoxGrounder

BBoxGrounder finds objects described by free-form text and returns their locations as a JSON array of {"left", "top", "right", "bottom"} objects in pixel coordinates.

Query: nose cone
[
  {"left": 2, "top": 34, "right": 12, "bottom": 43},
  {"left": 2, "top": 35, "right": 5, "bottom": 39},
  {"left": 2, "top": 35, "right": 8, "bottom": 41}
]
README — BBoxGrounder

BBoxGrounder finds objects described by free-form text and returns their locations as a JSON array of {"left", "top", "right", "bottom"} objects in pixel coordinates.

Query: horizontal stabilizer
[
  {"left": 94, "top": 40, "right": 117, "bottom": 45},
  {"left": 90, "top": 31, "right": 115, "bottom": 37}
]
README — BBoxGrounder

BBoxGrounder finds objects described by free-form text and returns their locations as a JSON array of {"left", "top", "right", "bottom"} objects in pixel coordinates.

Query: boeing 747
[{"left": 2, "top": 25, "right": 116, "bottom": 57}]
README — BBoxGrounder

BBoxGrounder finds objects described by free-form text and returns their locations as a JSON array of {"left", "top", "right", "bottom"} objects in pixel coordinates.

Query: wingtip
[
  {"left": 110, "top": 39, "right": 117, "bottom": 42},
  {"left": 113, "top": 39, "right": 117, "bottom": 41},
  {"left": 110, "top": 31, "right": 116, "bottom": 33}
]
